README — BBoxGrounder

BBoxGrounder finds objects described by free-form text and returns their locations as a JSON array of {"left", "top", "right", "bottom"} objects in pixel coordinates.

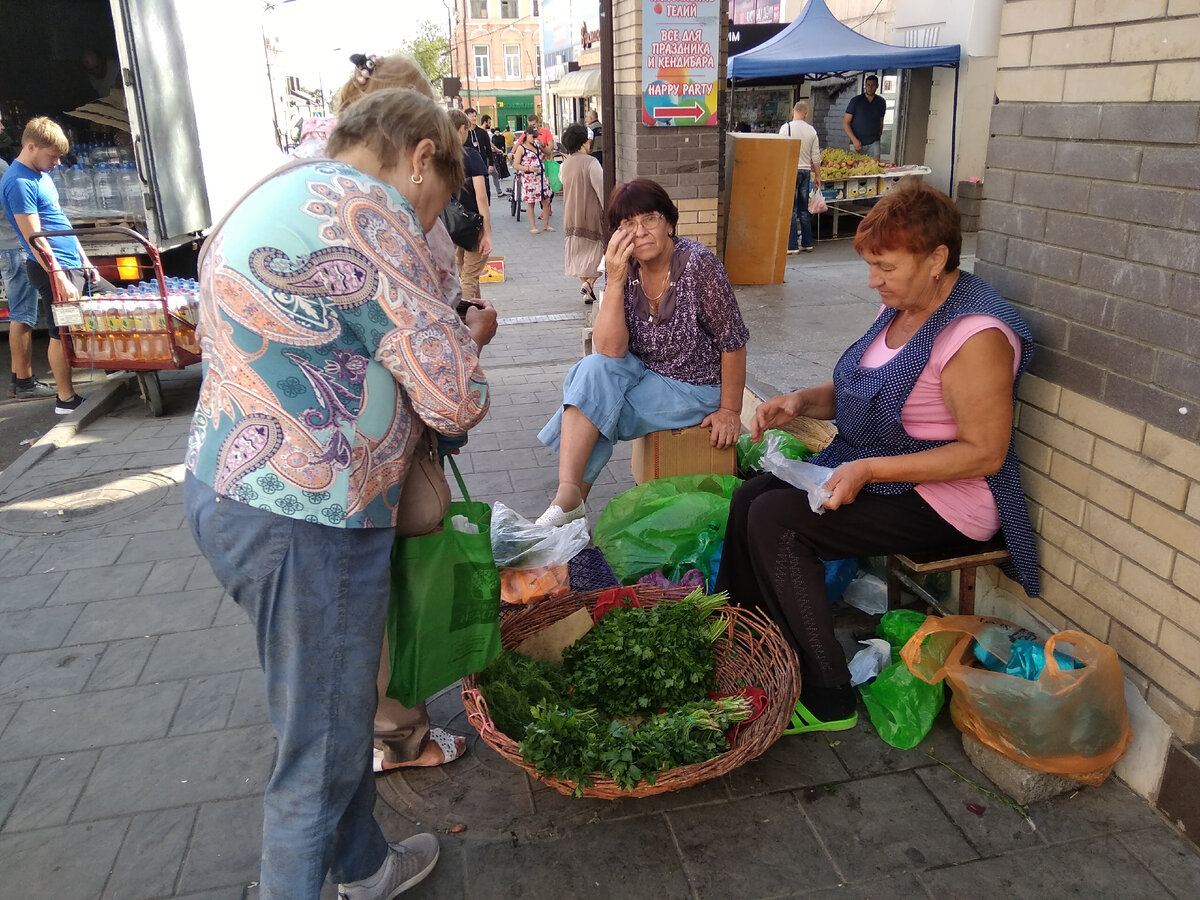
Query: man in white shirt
[{"left": 778, "top": 100, "right": 822, "bottom": 253}]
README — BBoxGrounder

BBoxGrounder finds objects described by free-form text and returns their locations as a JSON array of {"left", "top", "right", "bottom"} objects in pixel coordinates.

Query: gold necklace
[{"left": 642, "top": 268, "right": 671, "bottom": 305}]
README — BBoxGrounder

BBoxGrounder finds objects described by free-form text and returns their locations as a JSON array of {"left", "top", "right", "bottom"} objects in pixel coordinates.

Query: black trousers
[{"left": 715, "top": 473, "right": 987, "bottom": 688}]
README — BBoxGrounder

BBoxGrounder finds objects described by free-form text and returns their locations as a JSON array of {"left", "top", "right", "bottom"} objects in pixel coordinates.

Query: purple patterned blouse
[{"left": 622, "top": 237, "right": 749, "bottom": 385}]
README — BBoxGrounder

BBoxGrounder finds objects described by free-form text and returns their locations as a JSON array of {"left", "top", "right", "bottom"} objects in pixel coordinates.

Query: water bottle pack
[
  {"left": 66, "top": 277, "right": 200, "bottom": 362},
  {"left": 55, "top": 142, "right": 143, "bottom": 221}
]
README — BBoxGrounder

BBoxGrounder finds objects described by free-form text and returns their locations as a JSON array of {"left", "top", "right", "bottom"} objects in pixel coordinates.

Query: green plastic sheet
[
  {"left": 859, "top": 610, "right": 945, "bottom": 750},
  {"left": 736, "top": 429, "right": 813, "bottom": 476}
]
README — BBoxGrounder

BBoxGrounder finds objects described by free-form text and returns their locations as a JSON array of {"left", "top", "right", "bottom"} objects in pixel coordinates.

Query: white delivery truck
[{"left": 0, "top": 0, "right": 282, "bottom": 324}]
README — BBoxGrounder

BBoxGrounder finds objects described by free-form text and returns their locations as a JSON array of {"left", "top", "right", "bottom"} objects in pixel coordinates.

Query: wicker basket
[{"left": 462, "top": 586, "right": 801, "bottom": 799}]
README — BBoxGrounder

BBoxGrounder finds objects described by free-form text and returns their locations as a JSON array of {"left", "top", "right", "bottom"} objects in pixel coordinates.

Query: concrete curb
[{"left": 0, "top": 377, "right": 131, "bottom": 501}]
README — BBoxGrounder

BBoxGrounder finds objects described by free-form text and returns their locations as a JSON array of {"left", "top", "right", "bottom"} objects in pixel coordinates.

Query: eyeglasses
[{"left": 620, "top": 212, "right": 666, "bottom": 231}]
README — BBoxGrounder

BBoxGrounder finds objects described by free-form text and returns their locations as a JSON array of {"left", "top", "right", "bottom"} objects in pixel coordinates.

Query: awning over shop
[{"left": 553, "top": 67, "right": 601, "bottom": 98}]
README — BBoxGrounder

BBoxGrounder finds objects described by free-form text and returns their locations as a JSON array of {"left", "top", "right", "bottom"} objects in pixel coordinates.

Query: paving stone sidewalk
[{"left": 2, "top": 186, "right": 1199, "bottom": 898}]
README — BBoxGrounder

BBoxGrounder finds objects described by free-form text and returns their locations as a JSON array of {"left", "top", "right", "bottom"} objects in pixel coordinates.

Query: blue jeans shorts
[
  {"left": 537, "top": 352, "right": 721, "bottom": 483},
  {"left": 0, "top": 249, "right": 38, "bottom": 327}
]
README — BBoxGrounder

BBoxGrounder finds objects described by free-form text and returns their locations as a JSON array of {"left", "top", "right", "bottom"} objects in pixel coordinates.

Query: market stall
[{"left": 817, "top": 164, "right": 933, "bottom": 235}]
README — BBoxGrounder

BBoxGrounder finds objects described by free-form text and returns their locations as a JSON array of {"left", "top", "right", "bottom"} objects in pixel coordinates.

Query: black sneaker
[
  {"left": 54, "top": 393, "right": 86, "bottom": 415},
  {"left": 8, "top": 380, "right": 57, "bottom": 401}
]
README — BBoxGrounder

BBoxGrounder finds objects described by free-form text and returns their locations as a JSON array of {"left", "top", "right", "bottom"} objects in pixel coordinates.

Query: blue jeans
[
  {"left": 0, "top": 248, "right": 38, "bottom": 327},
  {"left": 788, "top": 171, "right": 813, "bottom": 251},
  {"left": 538, "top": 353, "right": 721, "bottom": 483},
  {"left": 184, "top": 474, "right": 391, "bottom": 899}
]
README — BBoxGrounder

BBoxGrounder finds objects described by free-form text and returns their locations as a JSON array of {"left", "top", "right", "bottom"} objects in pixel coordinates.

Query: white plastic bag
[
  {"left": 842, "top": 573, "right": 888, "bottom": 615},
  {"left": 490, "top": 501, "right": 590, "bottom": 569},
  {"left": 848, "top": 638, "right": 893, "bottom": 686},
  {"left": 760, "top": 432, "right": 835, "bottom": 513}
]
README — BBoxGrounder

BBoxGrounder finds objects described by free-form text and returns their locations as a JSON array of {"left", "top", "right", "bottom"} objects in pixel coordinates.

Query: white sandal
[
  {"left": 373, "top": 727, "right": 465, "bottom": 774},
  {"left": 535, "top": 501, "right": 586, "bottom": 527}
]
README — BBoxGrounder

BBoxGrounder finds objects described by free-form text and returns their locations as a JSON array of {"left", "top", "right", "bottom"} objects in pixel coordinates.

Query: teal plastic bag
[
  {"left": 593, "top": 474, "right": 742, "bottom": 585},
  {"left": 387, "top": 458, "right": 501, "bottom": 706},
  {"left": 736, "top": 429, "right": 814, "bottom": 476},
  {"left": 859, "top": 609, "right": 945, "bottom": 750}
]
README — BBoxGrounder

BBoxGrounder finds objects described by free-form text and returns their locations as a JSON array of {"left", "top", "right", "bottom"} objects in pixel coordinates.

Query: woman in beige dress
[{"left": 559, "top": 123, "right": 605, "bottom": 304}]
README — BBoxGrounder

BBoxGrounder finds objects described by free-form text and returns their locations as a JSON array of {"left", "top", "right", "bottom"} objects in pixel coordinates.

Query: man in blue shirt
[
  {"left": 1, "top": 117, "right": 109, "bottom": 413},
  {"left": 842, "top": 74, "right": 887, "bottom": 159}
]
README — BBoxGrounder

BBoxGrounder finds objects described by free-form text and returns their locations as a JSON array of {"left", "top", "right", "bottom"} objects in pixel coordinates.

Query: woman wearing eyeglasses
[{"left": 535, "top": 177, "right": 748, "bottom": 526}]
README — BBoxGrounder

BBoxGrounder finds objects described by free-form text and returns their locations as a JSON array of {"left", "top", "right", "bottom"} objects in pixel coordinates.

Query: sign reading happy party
[{"left": 641, "top": 0, "right": 719, "bottom": 127}]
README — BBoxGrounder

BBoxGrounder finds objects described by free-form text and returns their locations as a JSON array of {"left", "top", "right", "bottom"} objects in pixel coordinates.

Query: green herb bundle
[
  {"left": 519, "top": 696, "right": 754, "bottom": 796},
  {"left": 475, "top": 651, "right": 572, "bottom": 739},
  {"left": 563, "top": 589, "right": 730, "bottom": 717}
]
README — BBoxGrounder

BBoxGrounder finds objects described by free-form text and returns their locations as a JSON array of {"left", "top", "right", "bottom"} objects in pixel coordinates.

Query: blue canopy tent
[{"left": 728, "top": 0, "right": 962, "bottom": 183}]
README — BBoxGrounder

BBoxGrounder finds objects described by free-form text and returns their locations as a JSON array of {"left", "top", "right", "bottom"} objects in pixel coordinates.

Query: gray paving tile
[
  {"left": 725, "top": 730, "right": 850, "bottom": 796},
  {"left": 176, "top": 890, "right": 248, "bottom": 900},
  {"left": 1030, "top": 776, "right": 1163, "bottom": 844},
  {"left": 188, "top": 557, "right": 223, "bottom": 592},
  {"left": 801, "top": 770, "right": 978, "bottom": 881},
  {"left": 99, "top": 501, "right": 187, "bottom": 537},
  {"left": 115, "top": 526, "right": 200, "bottom": 564},
  {"left": 0, "top": 569, "right": 65, "bottom": 612},
  {"left": 803, "top": 873, "right": 934, "bottom": 899},
  {"left": 64, "top": 588, "right": 223, "bottom": 644},
  {"left": 212, "top": 593, "right": 246, "bottom": 627},
  {"left": 85, "top": 636, "right": 156, "bottom": 690},
  {"left": 0, "top": 644, "right": 102, "bottom": 703},
  {"left": 914, "top": 763, "right": 1044, "bottom": 856},
  {"left": 0, "top": 700, "right": 16, "bottom": 736},
  {"left": 463, "top": 815, "right": 692, "bottom": 899},
  {"left": 0, "top": 819, "right": 128, "bottom": 900},
  {"left": 830, "top": 706, "right": 970, "bottom": 778},
  {"left": 169, "top": 672, "right": 241, "bottom": 736},
  {"left": 30, "top": 534, "right": 133, "bottom": 572},
  {"left": 74, "top": 723, "right": 274, "bottom": 820},
  {"left": 669, "top": 791, "right": 841, "bottom": 896},
  {"left": 0, "top": 547, "right": 35, "bottom": 577},
  {"left": 226, "top": 669, "right": 269, "bottom": 729},
  {"left": 102, "top": 806, "right": 197, "bottom": 900},
  {"left": 177, "top": 796, "right": 263, "bottom": 893},
  {"left": 140, "top": 623, "right": 259, "bottom": 683},
  {"left": 46, "top": 561, "right": 151, "bottom": 605},
  {"left": 0, "top": 603, "right": 81, "bottom": 654},
  {"left": 1119, "top": 825, "right": 1200, "bottom": 898},
  {"left": 3, "top": 749, "right": 99, "bottom": 830},
  {"left": 920, "top": 834, "right": 1173, "bottom": 898},
  {"left": 0, "top": 756, "right": 38, "bottom": 827},
  {"left": 0, "top": 680, "right": 184, "bottom": 759},
  {"left": 144, "top": 555, "right": 198, "bottom": 595}
]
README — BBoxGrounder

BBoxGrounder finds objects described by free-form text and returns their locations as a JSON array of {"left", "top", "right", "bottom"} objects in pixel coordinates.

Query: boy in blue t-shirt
[{"left": 1, "top": 116, "right": 111, "bottom": 412}]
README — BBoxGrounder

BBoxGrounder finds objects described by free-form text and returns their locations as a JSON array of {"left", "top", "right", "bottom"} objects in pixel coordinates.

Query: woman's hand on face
[
  {"left": 604, "top": 226, "right": 635, "bottom": 286},
  {"left": 701, "top": 407, "right": 742, "bottom": 449},
  {"left": 821, "top": 459, "right": 873, "bottom": 510},
  {"left": 750, "top": 391, "right": 802, "bottom": 442}
]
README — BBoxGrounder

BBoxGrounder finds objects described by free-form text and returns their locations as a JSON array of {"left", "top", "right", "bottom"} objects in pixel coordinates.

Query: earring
[{"left": 410, "top": 173, "right": 423, "bottom": 185}]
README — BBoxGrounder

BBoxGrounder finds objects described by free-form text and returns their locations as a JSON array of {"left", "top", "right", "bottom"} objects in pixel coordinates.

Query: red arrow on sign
[{"left": 652, "top": 104, "right": 704, "bottom": 121}]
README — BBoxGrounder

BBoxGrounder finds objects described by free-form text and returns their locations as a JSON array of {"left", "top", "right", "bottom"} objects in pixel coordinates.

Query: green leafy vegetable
[{"left": 476, "top": 651, "right": 572, "bottom": 739}]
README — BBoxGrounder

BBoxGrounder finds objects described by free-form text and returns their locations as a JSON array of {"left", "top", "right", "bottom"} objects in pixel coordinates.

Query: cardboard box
[
  {"left": 479, "top": 256, "right": 506, "bottom": 283},
  {"left": 630, "top": 425, "right": 737, "bottom": 484}
]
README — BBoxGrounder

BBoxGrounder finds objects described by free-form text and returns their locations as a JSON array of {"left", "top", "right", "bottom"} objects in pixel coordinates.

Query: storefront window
[{"left": 731, "top": 0, "right": 779, "bottom": 24}]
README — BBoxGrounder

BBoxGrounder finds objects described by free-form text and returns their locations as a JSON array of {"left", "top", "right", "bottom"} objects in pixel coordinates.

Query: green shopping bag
[
  {"left": 544, "top": 158, "right": 563, "bottom": 193},
  {"left": 387, "top": 456, "right": 501, "bottom": 706}
]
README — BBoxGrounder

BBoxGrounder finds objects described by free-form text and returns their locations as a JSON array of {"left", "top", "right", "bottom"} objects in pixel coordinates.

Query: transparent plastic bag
[
  {"left": 489, "top": 501, "right": 590, "bottom": 569},
  {"left": 759, "top": 432, "right": 835, "bottom": 512}
]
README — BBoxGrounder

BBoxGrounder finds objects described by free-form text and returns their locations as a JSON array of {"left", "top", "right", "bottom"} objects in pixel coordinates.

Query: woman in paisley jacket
[
  {"left": 183, "top": 90, "right": 495, "bottom": 900},
  {"left": 717, "top": 183, "right": 1039, "bottom": 738}
]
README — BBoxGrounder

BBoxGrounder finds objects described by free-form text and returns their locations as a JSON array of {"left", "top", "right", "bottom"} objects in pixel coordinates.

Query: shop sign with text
[{"left": 641, "top": 0, "right": 719, "bottom": 126}]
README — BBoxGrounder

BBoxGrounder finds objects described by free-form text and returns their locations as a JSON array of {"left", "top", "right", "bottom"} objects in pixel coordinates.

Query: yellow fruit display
[{"left": 819, "top": 148, "right": 890, "bottom": 180}]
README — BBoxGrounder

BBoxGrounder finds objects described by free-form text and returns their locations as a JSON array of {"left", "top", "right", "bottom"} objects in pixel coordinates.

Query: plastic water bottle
[
  {"left": 92, "top": 163, "right": 122, "bottom": 217},
  {"left": 50, "top": 166, "right": 70, "bottom": 211},
  {"left": 120, "top": 163, "right": 142, "bottom": 218},
  {"left": 66, "top": 164, "right": 98, "bottom": 219}
]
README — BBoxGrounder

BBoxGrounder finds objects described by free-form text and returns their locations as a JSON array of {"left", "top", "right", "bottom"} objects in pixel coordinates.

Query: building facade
[{"left": 450, "top": 0, "right": 543, "bottom": 128}]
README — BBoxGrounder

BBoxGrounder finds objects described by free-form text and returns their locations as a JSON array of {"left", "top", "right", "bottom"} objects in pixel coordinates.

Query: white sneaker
[
  {"left": 337, "top": 834, "right": 439, "bottom": 899},
  {"left": 534, "top": 501, "right": 586, "bottom": 527}
]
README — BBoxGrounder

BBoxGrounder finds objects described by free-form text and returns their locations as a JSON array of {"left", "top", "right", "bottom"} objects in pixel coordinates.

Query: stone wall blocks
[
  {"left": 1053, "top": 141, "right": 1142, "bottom": 181},
  {"left": 1144, "top": 425, "right": 1200, "bottom": 481},
  {"left": 1044, "top": 210, "right": 1129, "bottom": 257},
  {"left": 1026, "top": 468, "right": 1087, "bottom": 525},
  {"left": 1114, "top": 299, "right": 1200, "bottom": 357},
  {"left": 1100, "top": 103, "right": 1200, "bottom": 144},
  {"left": 1175, "top": 554, "right": 1200, "bottom": 601},
  {"left": 1156, "top": 352, "right": 1200, "bottom": 408},
  {"left": 981, "top": 168, "right": 1015, "bottom": 202},
  {"left": 1133, "top": 493, "right": 1200, "bottom": 547},
  {"left": 1006, "top": 237, "right": 1082, "bottom": 282},
  {"left": 997, "top": 35, "right": 1033, "bottom": 70},
  {"left": 1079, "top": 256, "right": 1172, "bottom": 308},
  {"left": 1104, "top": 373, "right": 1199, "bottom": 441},
  {"left": 1015, "top": 431, "right": 1054, "bottom": 473},
  {"left": 1000, "top": 0, "right": 1074, "bottom": 35},
  {"left": 1112, "top": 18, "right": 1200, "bottom": 64},
  {"left": 988, "top": 135, "right": 1057, "bottom": 173},
  {"left": 1039, "top": 508, "right": 1120, "bottom": 580},
  {"left": 1153, "top": 60, "right": 1200, "bottom": 102},
  {"left": 1020, "top": 405, "right": 1097, "bottom": 462},
  {"left": 1022, "top": 103, "right": 1103, "bottom": 140},
  {"left": 1064, "top": 65, "right": 1156, "bottom": 103},
  {"left": 1074, "top": 564, "right": 1161, "bottom": 643},
  {"left": 1087, "top": 182, "right": 1183, "bottom": 230},
  {"left": 1109, "top": 624, "right": 1200, "bottom": 710},
  {"left": 1017, "top": 373, "right": 1062, "bottom": 414},
  {"left": 1027, "top": 348, "right": 1107, "bottom": 403},
  {"left": 1040, "top": 572, "right": 1111, "bottom": 638},
  {"left": 1012, "top": 171, "right": 1090, "bottom": 213},
  {"left": 1075, "top": 0, "right": 1168, "bottom": 26},
  {"left": 974, "top": 235, "right": 1009, "bottom": 269},
  {"left": 989, "top": 103, "right": 1025, "bottom": 136},
  {"left": 1033, "top": 279, "right": 1116, "bottom": 327},
  {"left": 980, "top": 201, "right": 1047, "bottom": 241},
  {"left": 1050, "top": 451, "right": 1135, "bottom": 517},
  {"left": 1031, "top": 28, "right": 1114, "bottom": 68},
  {"left": 1067, "top": 325, "right": 1156, "bottom": 381},
  {"left": 1141, "top": 147, "right": 1200, "bottom": 190},
  {"left": 1085, "top": 501, "right": 1176, "bottom": 576},
  {"left": 1128, "top": 224, "right": 1200, "bottom": 275},
  {"left": 1119, "top": 559, "right": 1200, "bottom": 636},
  {"left": 1059, "top": 391, "right": 1145, "bottom": 451}
]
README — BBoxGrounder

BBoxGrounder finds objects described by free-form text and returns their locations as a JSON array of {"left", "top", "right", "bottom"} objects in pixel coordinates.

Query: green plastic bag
[
  {"left": 544, "top": 158, "right": 563, "bottom": 192},
  {"left": 593, "top": 474, "right": 742, "bottom": 585},
  {"left": 859, "top": 609, "right": 945, "bottom": 750},
  {"left": 736, "top": 429, "right": 813, "bottom": 476},
  {"left": 387, "top": 457, "right": 501, "bottom": 706}
]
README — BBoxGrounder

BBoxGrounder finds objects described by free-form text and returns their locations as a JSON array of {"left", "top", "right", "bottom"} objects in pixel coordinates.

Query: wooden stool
[{"left": 886, "top": 538, "right": 1011, "bottom": 616}]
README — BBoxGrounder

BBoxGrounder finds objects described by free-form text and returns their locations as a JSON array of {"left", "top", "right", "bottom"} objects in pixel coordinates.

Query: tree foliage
[{"left": 402, "top": 19, "right": 451, "bottom": 84}]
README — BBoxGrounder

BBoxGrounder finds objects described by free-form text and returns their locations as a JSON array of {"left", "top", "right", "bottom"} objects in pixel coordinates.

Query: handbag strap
[{"left": 446, "top": 453, "right": 471, "bottom": 503}]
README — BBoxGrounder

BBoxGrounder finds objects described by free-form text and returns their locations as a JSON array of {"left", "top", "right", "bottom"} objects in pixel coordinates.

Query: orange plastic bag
[
  {"left": 901, "top": 615, "right": 1132, "bottom": 785},
  {"left": 500, "top": 562, "right": 570, "bottom": 605}
]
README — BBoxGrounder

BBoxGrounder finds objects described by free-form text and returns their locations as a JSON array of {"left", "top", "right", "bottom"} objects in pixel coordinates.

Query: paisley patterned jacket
[{"left": 185, "top": 161, "right": 489, "bottom": 529}]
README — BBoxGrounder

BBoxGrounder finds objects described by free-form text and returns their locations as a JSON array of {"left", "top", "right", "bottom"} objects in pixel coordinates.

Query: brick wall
[
  {"left": 979, "top": 1, "right": 1200, "bottom": 743},
  {"left": 612, "top": 0, "right": 722, "bottom": 246}
]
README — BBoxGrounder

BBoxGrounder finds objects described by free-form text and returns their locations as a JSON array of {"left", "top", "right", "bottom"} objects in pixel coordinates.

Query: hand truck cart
[{"left": 32, "top": 226, "right": 200, "bottom": 416}]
